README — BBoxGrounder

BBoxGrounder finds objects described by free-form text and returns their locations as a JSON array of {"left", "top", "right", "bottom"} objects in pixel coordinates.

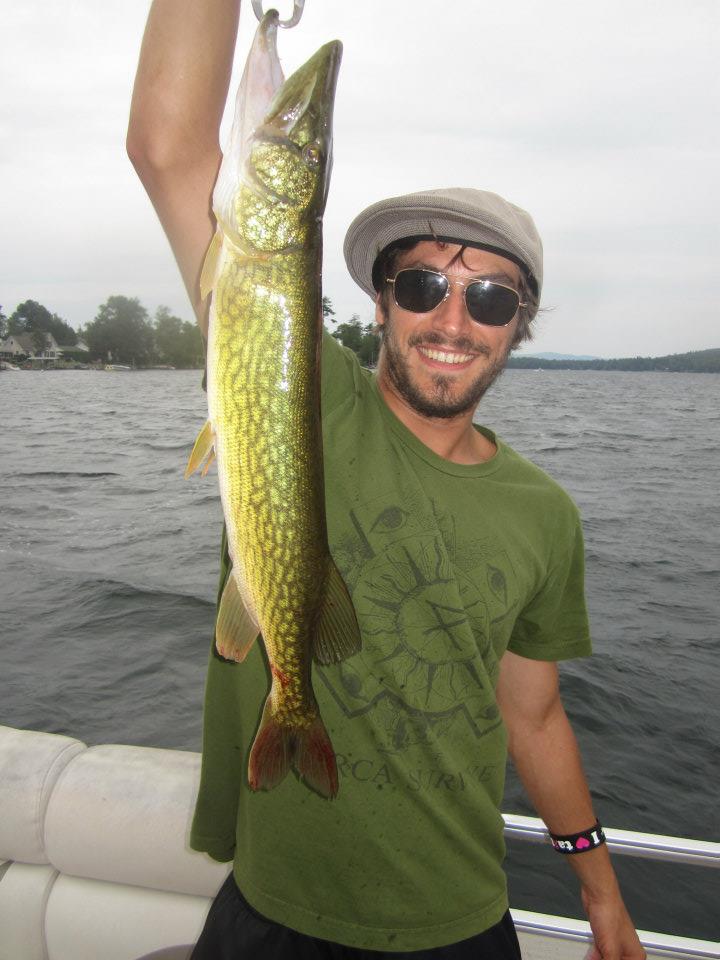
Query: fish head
[{"left": 238, "top": 39, "right": 342, "bottom": 252}]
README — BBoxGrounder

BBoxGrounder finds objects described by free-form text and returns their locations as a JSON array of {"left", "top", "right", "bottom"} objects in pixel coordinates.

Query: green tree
[
  {"left": 332, "top": 315, "right": 380, "bottom": 368},
  {"left": 322, "top": 295, "right": 335, "bottom": 322},
  {"left": 153, "top": 306, "right": 184, "bottom": 362},
  {"left": 177, "top": 321, "right": 205, "bottom": 368},
  {"left": 357, "top": 324, "right": 381, "bottom": 368},
  {"left": 0, "top": 307, "right": 7, "bottom": 341},
  {"left": 153, "top": 305, "right": 204, "bottom": 367},
  {"left": 332, "top": 314, "right": 364, "bottom": 352},
  {"left": 84, "top": 296, "right": 155, "bottom": 366},
  {"left": 9, "top": 300, "right": 78, "bottom": 346},
  {"left": 31, "top": 328, "right": 50, "bottom": 354}
]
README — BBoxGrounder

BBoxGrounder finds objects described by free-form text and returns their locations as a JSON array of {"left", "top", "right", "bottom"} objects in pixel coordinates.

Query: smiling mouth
[{"left": 417, "top": 345, "right": 476, "bottom": 365}]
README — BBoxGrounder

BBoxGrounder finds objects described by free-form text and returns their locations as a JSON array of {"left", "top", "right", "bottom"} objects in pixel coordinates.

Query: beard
[{"left": 380, "top": 319, "right": 510, "bottom": 420}]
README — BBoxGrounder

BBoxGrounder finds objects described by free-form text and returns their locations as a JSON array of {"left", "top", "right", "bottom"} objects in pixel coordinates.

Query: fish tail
[
  {"left": 293, "top": 715, "right": 338, "bottom": 800},
  {"left": 248, "top": 699, "right": 338, "bottom": 799}
]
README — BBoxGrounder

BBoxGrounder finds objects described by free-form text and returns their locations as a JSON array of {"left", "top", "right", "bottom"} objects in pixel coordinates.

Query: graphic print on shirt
[{"left": 318, "top": 489, "right": 520, "bottom": 756}]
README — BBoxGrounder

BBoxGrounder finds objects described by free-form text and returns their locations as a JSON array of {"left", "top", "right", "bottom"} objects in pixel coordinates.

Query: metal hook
[{"left": 251, "top": 0, "right": 305, "bottom": 28}]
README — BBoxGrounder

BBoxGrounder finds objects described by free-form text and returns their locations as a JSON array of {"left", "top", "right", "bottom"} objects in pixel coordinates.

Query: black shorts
[{"left": 190, "top": 874, "right": 522, "bottom": 959}]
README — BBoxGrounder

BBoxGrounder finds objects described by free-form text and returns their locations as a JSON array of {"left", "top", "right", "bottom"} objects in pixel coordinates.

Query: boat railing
[{"left": 503, "top": 813, "right": 720, "bottom": 959}]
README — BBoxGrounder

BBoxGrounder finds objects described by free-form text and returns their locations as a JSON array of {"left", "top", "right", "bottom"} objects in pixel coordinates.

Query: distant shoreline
[
  {"left": 0, "top": 364, "right": 203, "bottom": 372},
  {"left": 508, "top": 347, "right": 720, "bottom": 374}
]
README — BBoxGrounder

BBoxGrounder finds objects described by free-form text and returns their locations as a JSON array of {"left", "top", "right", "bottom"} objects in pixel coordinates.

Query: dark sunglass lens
[
  {"left": 393, "top": 270, "right": 448, "bottom": 313},
  {"left": 465, "top": 282, "right": 519, "bottom": 326}
]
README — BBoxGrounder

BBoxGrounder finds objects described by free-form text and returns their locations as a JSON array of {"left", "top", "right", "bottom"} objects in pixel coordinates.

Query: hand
[{"left": 581, "top": 886, "right": 646, "bottom": 960}]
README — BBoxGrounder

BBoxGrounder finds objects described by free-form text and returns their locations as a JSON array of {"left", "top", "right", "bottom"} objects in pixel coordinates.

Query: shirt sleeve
[
  {"left": 508, "top": 512, "right": 592, "bottom": 661},
  {"left": 321, "top": 328, "right": 363, "bottom": 417}
]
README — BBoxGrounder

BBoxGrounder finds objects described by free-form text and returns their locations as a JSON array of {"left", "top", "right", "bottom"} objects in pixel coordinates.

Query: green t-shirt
[{"left": 190, "top": 332, "right": 591, "bottom": 951}]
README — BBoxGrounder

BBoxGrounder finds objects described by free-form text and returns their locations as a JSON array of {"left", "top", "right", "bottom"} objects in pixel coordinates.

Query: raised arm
[
  {"left": 127, "top": 0, "right": 241, "bottom": 334},
  {"left": 497, "top": 651, "right": 645, "bottom": 960}
]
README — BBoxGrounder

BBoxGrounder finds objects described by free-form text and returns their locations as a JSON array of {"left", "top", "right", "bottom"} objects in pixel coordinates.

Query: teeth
[{"left": 419, "top": 347, "right": 473, "bottom": 365}]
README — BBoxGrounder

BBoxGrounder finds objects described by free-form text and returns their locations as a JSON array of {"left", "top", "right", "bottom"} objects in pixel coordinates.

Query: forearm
[
  {"left": 508, "top": 693, "right": 596, "bottom": 831},
  {"left": 507, "top": 697, "right": 620, "bottom": 896},
  {"left": 127, "top": 0, "right": 241, "bottom": 329},
  {"left": 503, "top": 677, "right": 644, "bottom": 958},
  {"left": 128, "top": 0, "right": 240, "bottom": 162}
]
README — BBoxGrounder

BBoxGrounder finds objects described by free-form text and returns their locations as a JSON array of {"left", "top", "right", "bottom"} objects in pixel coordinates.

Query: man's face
[{"left": 375, "top": 241, "right": 521, "bottom": 420}]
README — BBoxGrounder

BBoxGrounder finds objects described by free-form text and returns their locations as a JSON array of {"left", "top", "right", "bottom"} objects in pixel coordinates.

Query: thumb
[{"left": 585, "top": 944, "right": 602, "bottom": 960}]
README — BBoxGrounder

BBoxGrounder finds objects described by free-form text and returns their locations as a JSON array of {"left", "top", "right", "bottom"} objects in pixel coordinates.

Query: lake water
[{"left": 1, "top": 366, "right": 718, "bottom": 941}]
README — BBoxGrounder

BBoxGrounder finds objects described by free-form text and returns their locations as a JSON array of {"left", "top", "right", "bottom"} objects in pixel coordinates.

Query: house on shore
[{"left": 0, "top": 333, "right": 89, "bottom": 366}]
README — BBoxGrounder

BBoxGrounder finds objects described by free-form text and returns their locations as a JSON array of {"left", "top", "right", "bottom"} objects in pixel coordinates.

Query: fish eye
[{"left": 302, "top": 143, "right": 322, "bottom": 167}]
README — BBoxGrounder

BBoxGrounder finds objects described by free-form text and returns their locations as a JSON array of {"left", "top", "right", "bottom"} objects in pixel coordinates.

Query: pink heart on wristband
[{"left": 575, "top": 837, "right": 591, "bottom": 849}]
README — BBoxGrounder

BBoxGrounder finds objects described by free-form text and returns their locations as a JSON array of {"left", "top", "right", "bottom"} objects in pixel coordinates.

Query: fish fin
[
  {"left": 293, "top": 715, "right": 338, "bottom": 799},
  {"left": 247, "top": 699, "right": 293, "bottom": 792},
  {"left": 313, "top": 560, "right": 362, "bottom": 665},
  {"left": 200, "top": 449, "right": 216, "bottom": 476},
  {"left": 184, "top": 419, "right": 215, "bottom": 479},
  {"left": 200, "top": 230, "right": 223, "bottom": 301},
  {"left": 215, "top": 574, "right": 260, "bottom": 662},
  {"left": 248, "top": 702, "right": 338, "bottom": 799}
]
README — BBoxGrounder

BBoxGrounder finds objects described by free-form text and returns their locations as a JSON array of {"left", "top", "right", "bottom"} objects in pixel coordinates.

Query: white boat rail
[
  {"left": 511, "top": 910, "right": 719, "bottom": 960},
  {"left": 504, "top": 813, "right": 720, "bottom": 868},
  {"left": 503, "top": 814, "right": 720, "bottom": 959}
]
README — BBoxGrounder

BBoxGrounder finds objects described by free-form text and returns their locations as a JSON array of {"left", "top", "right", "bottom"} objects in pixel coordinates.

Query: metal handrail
[
  {"left": 503, "top": 813, "right": 720, "bottom": 868},
  {"left": 510, "top": 909, "right": 720, "bottom": 960},
  {"left": 504, "top": 814, "right": 720, "bottom": 958}
]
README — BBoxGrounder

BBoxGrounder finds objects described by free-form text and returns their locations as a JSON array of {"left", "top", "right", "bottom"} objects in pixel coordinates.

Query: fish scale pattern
[{"left": 210, "top": 245, "right": 328, "bottom": 728}]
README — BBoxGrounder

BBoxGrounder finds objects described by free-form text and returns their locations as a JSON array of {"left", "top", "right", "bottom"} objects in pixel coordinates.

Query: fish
[{"left": 186, "top": 12, "right": 360, "bottom": 799}]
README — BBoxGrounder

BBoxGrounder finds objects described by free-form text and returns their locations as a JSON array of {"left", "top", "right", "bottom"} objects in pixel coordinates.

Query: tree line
[
  {"left": 507, "top": 348, "right": 720, "bottom": 373},
  {"left": 2, "top": 297, "right": 204, "bottom": 368}
]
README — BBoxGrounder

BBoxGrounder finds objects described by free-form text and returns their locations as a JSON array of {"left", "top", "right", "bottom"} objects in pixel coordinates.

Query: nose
[{"left": 430, "top": 281, "right": 472, "bottom": 338}]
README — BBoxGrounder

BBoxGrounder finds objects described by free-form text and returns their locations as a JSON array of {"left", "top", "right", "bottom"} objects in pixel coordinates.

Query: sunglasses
[{"left": 385, "top": 268, "right": 526, "bottom": 327}]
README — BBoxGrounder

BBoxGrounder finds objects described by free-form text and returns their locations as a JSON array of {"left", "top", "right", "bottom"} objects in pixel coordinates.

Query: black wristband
[{"left": 549, "top": 820, "right": 606, "bottom": 854}]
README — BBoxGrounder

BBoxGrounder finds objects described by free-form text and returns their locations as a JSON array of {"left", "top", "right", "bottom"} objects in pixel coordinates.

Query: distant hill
[
  {"left": 507, "top": 348, "right": 720, "bottom": 373},
  {"left": 520, "top": 352, "right": 599, "bottom": 361}
]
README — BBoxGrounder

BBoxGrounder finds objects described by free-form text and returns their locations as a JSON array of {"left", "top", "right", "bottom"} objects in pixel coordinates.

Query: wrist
[
  {"left": 549, "top": 819, "right": 605, "bottom": 855},
  {"left": 581, "top": 872, "right": 621, "bottom": 901},
  {"left": 570, "top": 846, "right": 621, "bottom": 900}
]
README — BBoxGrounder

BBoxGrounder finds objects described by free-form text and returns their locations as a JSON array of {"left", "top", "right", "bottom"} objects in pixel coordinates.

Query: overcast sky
[{"left": 2, "top": 0, "right": 718, "bottom": 357}]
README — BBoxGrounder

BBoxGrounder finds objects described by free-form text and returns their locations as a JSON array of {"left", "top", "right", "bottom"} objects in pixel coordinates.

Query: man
[{"left": 128, "top": 3, "right": 645, "bottom": 958}]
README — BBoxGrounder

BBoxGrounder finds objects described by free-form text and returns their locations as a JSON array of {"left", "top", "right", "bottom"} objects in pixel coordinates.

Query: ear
[{"left": 374, "top": 294, "right": 386, "bottom": 328}]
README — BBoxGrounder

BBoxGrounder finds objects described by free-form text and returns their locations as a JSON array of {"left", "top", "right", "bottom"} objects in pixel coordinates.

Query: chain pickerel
[{"left": 186, "top": 13, "right": 360, "bottom": 799}]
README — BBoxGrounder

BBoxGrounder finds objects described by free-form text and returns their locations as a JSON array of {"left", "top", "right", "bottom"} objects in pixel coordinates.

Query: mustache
[{"left": 407, "top": 331, "right": 491, "bottom": 357}]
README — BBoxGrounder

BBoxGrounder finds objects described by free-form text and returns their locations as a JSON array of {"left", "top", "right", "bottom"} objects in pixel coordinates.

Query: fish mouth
[
  {"left": 262, "top": 38, "right": 342, "bottom": 152},
  {"left": 245, "top": 40, "right": 342, "bottom": 208},
  {"left": 276, "top": 40, "right": 342, "bottom": 131},
  {"left": 310, "top": 40, "right": 343, "bottom": 119}
]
